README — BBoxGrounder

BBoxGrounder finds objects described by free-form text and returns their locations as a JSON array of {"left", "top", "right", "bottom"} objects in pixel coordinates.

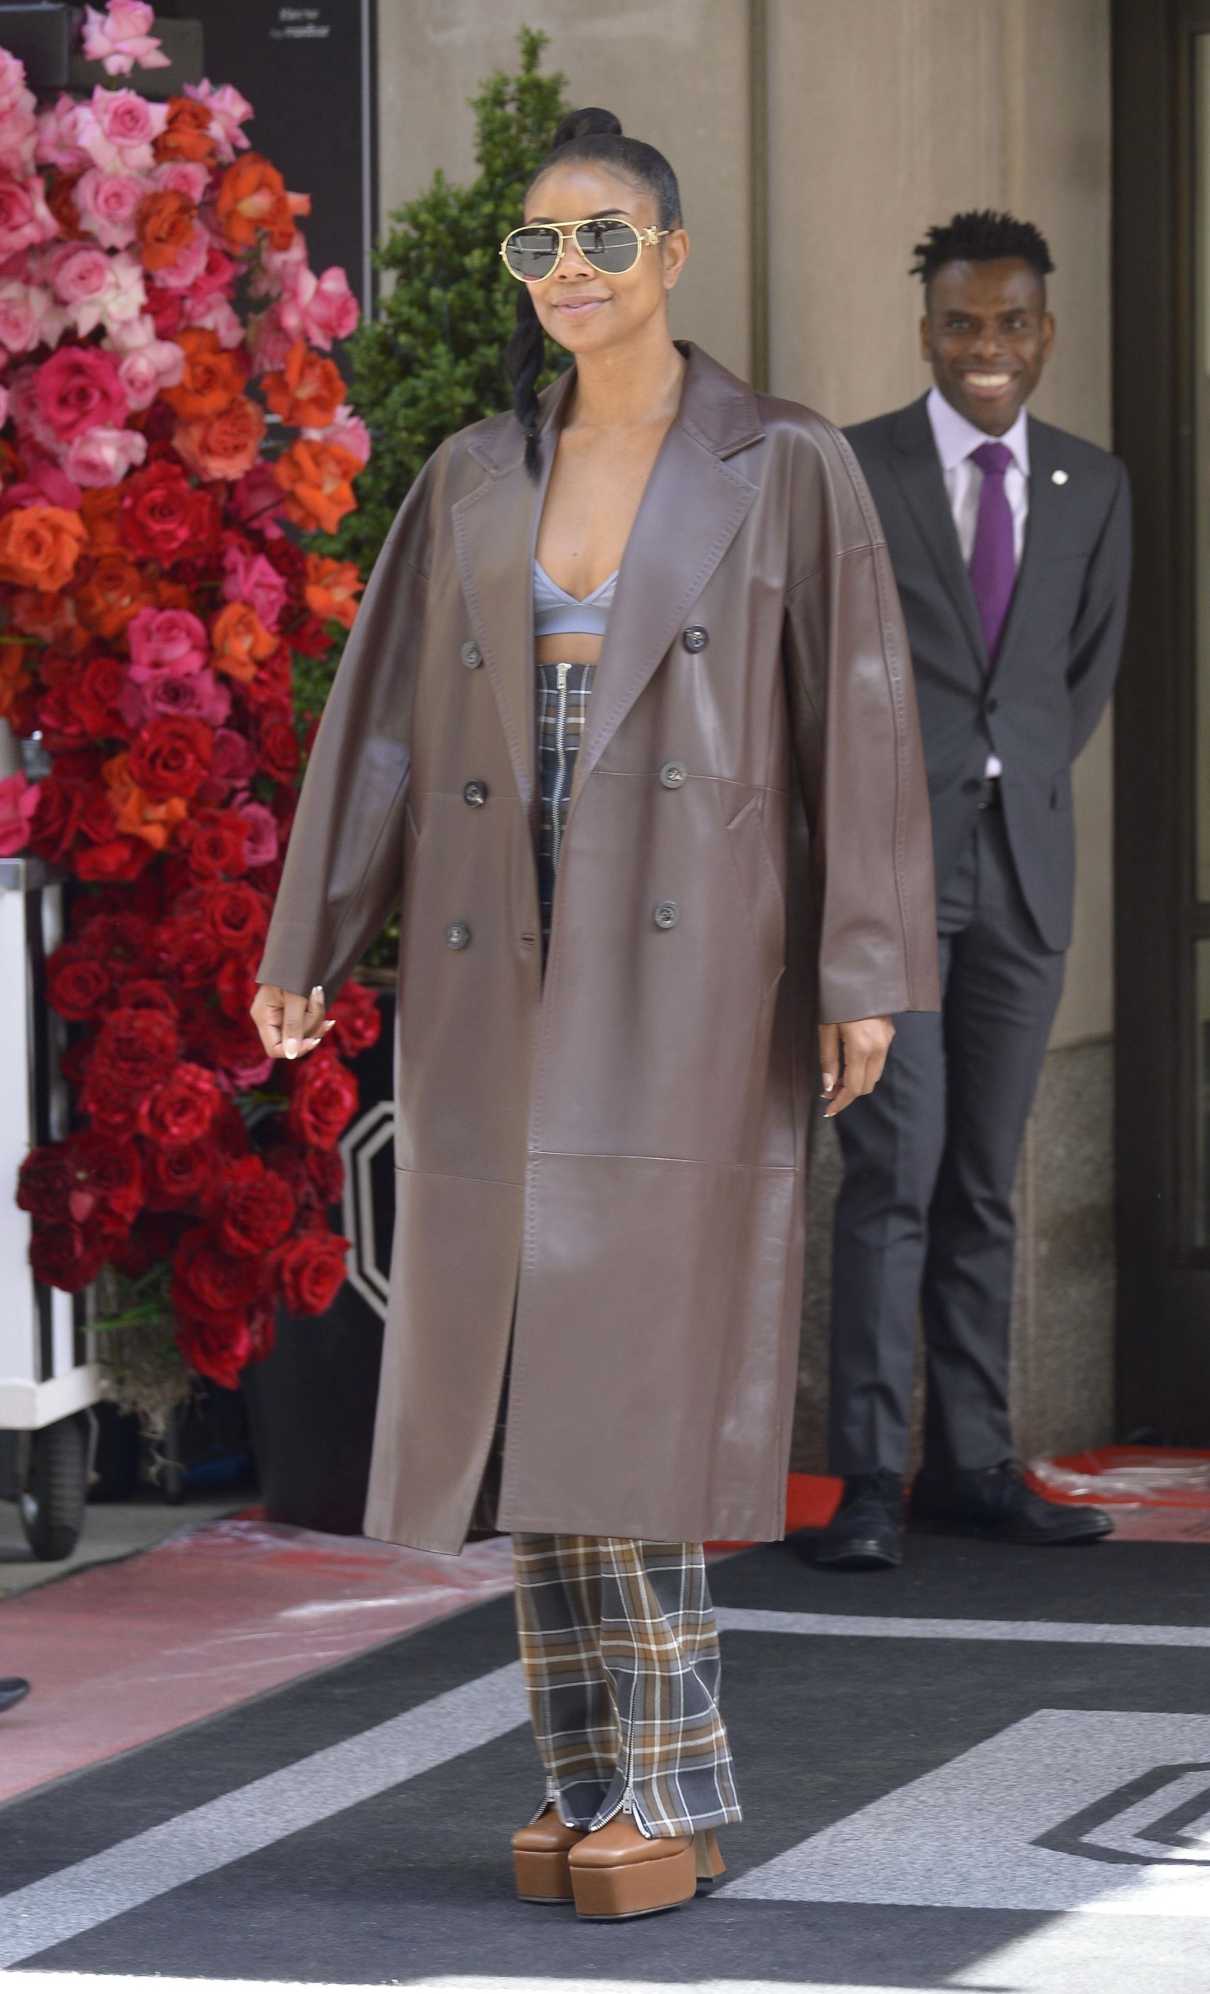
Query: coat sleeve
[
  {"left": 1068, "top": 458, "right": 1132, "bottom": 761},
  {"left": 783, "top": 423, "right": 940, "bottom": 1024},
  {"left": 256, "top": 455, "right": 438, "bottom": 999}
]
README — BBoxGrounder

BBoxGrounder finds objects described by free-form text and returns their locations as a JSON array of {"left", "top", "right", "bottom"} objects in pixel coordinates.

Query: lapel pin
[{"left": 1052, "top": 469, "right": 1068, "bottom": 485}]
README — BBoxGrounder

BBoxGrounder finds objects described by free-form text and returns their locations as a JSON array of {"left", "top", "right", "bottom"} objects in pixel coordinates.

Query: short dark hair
[{"left": 910, "top": 210, "right": 1054, "bottom": 288}]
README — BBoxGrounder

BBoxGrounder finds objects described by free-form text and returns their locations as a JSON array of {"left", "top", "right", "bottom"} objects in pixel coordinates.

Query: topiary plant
[{"left": 322, "top": 27, "right": 569, "bottom": 584}]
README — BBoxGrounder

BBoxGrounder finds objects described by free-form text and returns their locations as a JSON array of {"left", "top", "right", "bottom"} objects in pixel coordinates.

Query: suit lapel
[
  {"left": 889, "top": 396, "right": 986, "bottom": 674},
  {"left": 575, "top": 348, "right": 761, "bottom": 789},
  {"left": 451, "top": 375, "right": 572, "bottom": 806},
  {"left": 988, "top": 414, "right": 1059, "bottom": 684}
]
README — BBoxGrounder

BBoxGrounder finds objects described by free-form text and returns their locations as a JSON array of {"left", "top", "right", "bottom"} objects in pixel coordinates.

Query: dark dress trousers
[{"left": 830, "top": 393, "right": 1132, "bottom": 1476}]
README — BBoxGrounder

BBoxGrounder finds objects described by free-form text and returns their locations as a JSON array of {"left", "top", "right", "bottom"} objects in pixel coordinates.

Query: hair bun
[{"left": 551, "top": 107, "right": 623, "bottom": 148}]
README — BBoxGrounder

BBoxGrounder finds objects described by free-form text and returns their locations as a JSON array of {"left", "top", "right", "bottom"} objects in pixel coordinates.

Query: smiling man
[{"left": 810, "top": 210, "right": 1132, "bottom": 1571}]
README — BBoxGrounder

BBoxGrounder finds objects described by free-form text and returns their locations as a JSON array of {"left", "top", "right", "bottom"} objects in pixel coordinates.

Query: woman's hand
[
  {"left": 819, "top": 1016, "right": 895, "bottom": 1119},
  {"left": 251, "top": 982, "right": 335, "bottom": 1061}
]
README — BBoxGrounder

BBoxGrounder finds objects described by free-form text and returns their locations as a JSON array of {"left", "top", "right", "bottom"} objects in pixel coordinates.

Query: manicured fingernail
[
  {"left": 310, "top": 985, "right": 323, "bottom": 998},
  {"left": 321, "top": 1020, "right": 335, "bottom": 1032},
  {"left": 821, "top": 1073, "right": 835, "bottom": 1093},
  {"left": 302, "top": 1037, "right": 320, "bottom": 1049},
  {"left": 285, "top": 1038, "right": 298, "bottom": 1058}
]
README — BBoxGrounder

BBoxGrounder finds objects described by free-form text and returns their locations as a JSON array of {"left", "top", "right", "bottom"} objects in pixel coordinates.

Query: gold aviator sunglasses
[{"left": 500, "top": 216, "right": 670, "bottom": 283}]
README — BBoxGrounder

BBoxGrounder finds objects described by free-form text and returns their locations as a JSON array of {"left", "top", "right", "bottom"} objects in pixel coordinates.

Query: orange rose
[
  {"left": 76, "top": 553, "right": 152, "bottom": 640},
  {"left": 154, "top": 98, "right": 218, "bottom": 169},
  {"left": 47, "top": 169, "right": 85, "bottom": 240},
  {"left": 103, "top": 752, "right": 188, "bottom": 851},
  {"left": 0, "top": 639, "right": 32, "bottom": 718},
  {"left": 211, "top": 601, "right": 277, "bottom": 683},
  {"left": 216, "top": 154, "right": 301, "bottom": 252},
  {"left": 304, "top": 556, "right": 364, "bottom": 631},
  {"left": 81, "top": 486, "right": 124, "bottom": 554},
  {"left": 272, "top": 439, "right": 359, "bottom": 535},
  {"left": 136, "top": 188, "right": 198, "bottom": 273},
  {"left": 0, "top": 506, "right": 87, "bottom": 592},
  {"left": 161, "top": 328, "right": 246, "bottom": 421},
  {"left": 174, "top": 395, "right": 265, "bottom": 484},
  {"left": 9, "top": 587, "right": 86, "bottom": 652},
  {"left": 262, "top": 342, "right": 346, "bottom": 430}
]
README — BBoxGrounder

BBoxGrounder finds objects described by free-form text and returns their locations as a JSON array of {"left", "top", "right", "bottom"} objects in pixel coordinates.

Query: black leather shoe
[
  {"left": 0, "top": 1678, "right": 29, "bottom": 1713},
  {"left": 910, "top": 1462, "right": 1114, "bottom": 1545},
  {"left": 812, "top": 1472, "right": 904, "bottom": 1569}
]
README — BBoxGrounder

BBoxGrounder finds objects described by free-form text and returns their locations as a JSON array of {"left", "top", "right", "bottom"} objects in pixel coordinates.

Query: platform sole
[{"left": 513, "top": 1848, "right": 575, "bottom": 1903}]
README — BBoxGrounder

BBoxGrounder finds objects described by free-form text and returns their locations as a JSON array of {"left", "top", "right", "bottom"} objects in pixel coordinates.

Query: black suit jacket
[{"left": 845, "top": 395, "right": 1131, "bottom": 951}]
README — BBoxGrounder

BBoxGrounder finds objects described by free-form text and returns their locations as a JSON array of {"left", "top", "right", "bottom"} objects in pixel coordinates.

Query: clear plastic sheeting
[
  {"left": 1029, "top": 1447, "right": 1210, "bottom": 1542},
  {"left": 0, "top": 1516, "right": 516, "bottom": 1805}
]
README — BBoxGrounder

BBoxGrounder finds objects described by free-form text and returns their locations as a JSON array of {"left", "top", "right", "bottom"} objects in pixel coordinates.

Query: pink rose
[
  {"left": 221, "top": 544, "right": 287, "bottom": 631},
  {"left": 74, "top": 88, "right": 166, "bottom": 173},
  {"left": 149, "top": 225, "right": 209, "bottom": 295},
  {"left": 69, "top": 251, "right": 145, "bottom": 337},
  {"left": 0, "top": 456, "right": 82, "bottom": 515},
  {"left": 0, "top": 772, "right": 37, "bottom": 857},
  {"left": 198, "top": 725, "right": 256, "bottom": 801},
  {"left": 0, "top": 281, "right": 63, "bottom": 359},
  {"left": 279, "top": 265, "right": 359, "bottom": 351},
  {"left": 114, "top": 331, "right": 184, "bottom": 410},
  {"left": 228, "top": 463, "right": 286, "bottom": 539},
  {"left": 35, "top": 346, "right": 127, "bottom": 443},
  {"left": 0, "top": 385, "right": 9, "bottom": 429},
  {"left": 306, "top": 405, "right": 371, "bottom": 469},
  {"left": 47, "top": 243, "right": 112, "bottom": 310},
  {"left": 127, "top": 606, "right": 208, "bottom": 681},
  {"left": 153, "top": 160, "right": 209, "bottom": 204},
  {"left": 63, "top": 423, "right": 147, "bottom": 487},
  {"left": 0, "top": 53, "right": 38, "bottom": 177},
  {"left": 0, "top": 52, "right": 33, "bottom": 121},
  {"left": 75, "top": 167, "right": 144, "bottom": 250},
  {"left": 181, "top": 294, "right": 242, "bottom": 348},
  {"left": 246, "top": 303, "right": 292, "bottom": 374},
  {"left": 82, "top": 3, "right": 171, "bottom": 77},
  {"left": 0, "top": 174, "right": 56, "bottom": 261},
  {"left": 234, "top": 797, "right": 278, "bottom": 869},
  {"left": 35, "top": 94, "right": 90, "bottom": 173},
  {"left": 182, "top": 81, "right": 252, "bottom": 165},
  {"left": 122, "top": 666, "right": 231, "bottom": 731}
]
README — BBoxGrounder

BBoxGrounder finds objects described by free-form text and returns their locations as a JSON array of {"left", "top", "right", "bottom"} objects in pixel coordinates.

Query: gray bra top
[{"left": 533, "top": 558, "right": 618, "bottom": 639}]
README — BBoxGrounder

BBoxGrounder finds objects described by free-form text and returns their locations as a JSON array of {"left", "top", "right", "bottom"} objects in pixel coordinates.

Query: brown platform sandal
[
  {"left": 568, "top": 1815, "right": 726, "bottom": 1920},
  {"left": 512, "top": 1805, "right": 587, "bottom": 1902}
]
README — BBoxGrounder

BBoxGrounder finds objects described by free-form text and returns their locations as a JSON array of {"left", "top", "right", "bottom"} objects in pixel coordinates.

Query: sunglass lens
[
  {"left": 505, "top": 227, "right": 560, "bottom": 279},
  {"left": 576, "top": 219, "right": 640, "bottom": 273}
]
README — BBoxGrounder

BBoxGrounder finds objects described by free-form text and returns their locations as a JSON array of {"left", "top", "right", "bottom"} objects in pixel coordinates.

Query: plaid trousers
[{"left": 512, "top": 1533, "right": 743, "bottom": 1839}]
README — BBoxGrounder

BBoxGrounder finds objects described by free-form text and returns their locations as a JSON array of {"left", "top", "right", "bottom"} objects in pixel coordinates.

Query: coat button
[
  {"left": 461, "top": 640, "right": 482, "bottom": 669},
  {"left": 653, "top": 900, "right": 680, "bottom": 930},
  {"left": 681, "top": 625, "right": 708, "bottom": 653},
  {"left": 659, "top": 760, "right": 687, "bottom": 790},
  {"left": 463, "top": 780, "right": 488, "bottom": 807},
  {"left": 445, "top": 920, "right": 471, "bottom": 950}
]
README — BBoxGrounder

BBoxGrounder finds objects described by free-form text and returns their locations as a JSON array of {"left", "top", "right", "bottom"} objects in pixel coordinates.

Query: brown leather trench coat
[{"left": 258, "top": 344, "right": 939, "bottom": 1553}]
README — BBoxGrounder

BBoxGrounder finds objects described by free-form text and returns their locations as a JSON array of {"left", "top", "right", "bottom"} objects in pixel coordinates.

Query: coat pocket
[{"left": 723, "top": 792, "right": 786, "bottom": 990}]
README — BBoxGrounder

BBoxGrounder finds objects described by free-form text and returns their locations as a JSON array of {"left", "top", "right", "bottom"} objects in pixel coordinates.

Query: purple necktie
[{"left": 967, "top": 440, "right": 1015, "bottom": 661}]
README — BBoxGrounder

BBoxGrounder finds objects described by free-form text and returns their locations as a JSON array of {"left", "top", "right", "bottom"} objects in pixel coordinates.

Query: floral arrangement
[{"left": 0, "top": 3, "right": 378, "bottom": 1420}]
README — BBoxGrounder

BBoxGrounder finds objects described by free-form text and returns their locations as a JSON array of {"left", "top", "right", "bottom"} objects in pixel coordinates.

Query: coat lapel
[
  {"left": 451, "top": 371, "right": 574, "bottom": 807},
  {"left": 890, "top": 396, "right": 986, "bottom": 675},
  {"left": 575, "top": 345, "right": 762, "bottom": 790}
]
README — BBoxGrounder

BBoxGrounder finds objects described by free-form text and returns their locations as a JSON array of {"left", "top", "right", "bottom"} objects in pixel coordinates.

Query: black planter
[{"left": 244, "top": 988, "right": 396, "bottom": 1535}]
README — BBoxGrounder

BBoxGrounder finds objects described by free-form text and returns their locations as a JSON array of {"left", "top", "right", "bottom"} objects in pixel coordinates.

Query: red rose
[
  {"left": 128, "top": 716, "right": 214, "bottom": 801},
  {"left": 305, "top": 1144, "right": 344, "bottom": 1207},
  {"left": 31, "top": 1218, "right": 119, "bottom": 1293},
  {"left": 76, "top": 835, "right": 153, "bottom": 883},
  {"left": 256, "top": 711, "right": 300, "bottom": 783},
  {"left": 17, "top": 1145, "right": 74, "bottom": 1222},
  {"left": 144, "top": 1139, "right": 218, "bottom": 1211},
  {"left": 37, "top": 683, "right": 94, "bottom": 756},
  {"left": 82, "top": 1006, "right": 181, "bottom": 1133},
  {"left": 179, "top": 808, "right": 247, "bottom": 880},
  {"left": 64, "top": 1130, "right": 144, "bottom": 1229},
  {"left": 123, "top": 977, "right": 180, "bottom": 1023},
  {"left": 213, "top": 1155, "right": 296, "bottom": 1257},
  {"left": 110, "top": 1211, "right": 181, "bottom": 1278},
  {"left": 287, "top": 1051, "right": 358, "bottom": 1151},
  {"left": 216, "top": 956, "right": 257, "bottom": 1021},
  {"left": 120, "top": 460, "right": 220, "bottom": 566},
  {"left": 175, "top": 1311, "right": 254, "bottom": 1391},
  {"left": 29, "top": 773, "right": 86, "bottom": 861},
  {"left": 47, "top": 943, "right": 111, "bottom": 1020},
  {"left": 77, "top": 655, "right": 130, "bottom": 740},
  {"left": 328, "top": 981, "right": 381, "bottom": 1058},
  {"left": 198, "top": 879, "right": 270, "bottom": 955},
  {"left": 75, "top": 911, "right": 153, "bottom": 965},
  {"left": 154, "top": 912, "right": 224, "bottom": 986},
  {"left": 275, "top": 1228, "right": 349, "bottom": 1316},
  {"left": 138, "top": 1061, "right": 221, "bottom": 1150}
]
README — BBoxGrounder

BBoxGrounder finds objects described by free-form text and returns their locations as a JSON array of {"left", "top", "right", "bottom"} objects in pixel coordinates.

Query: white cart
[{"left": 0, "top": 855, "right": 101, "bottom": 1558}]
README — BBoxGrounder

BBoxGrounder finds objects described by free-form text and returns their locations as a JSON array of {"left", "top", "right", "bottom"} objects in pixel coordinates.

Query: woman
[{"left": 252, "top": 108, "right": 939, "bottom": 1920}]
